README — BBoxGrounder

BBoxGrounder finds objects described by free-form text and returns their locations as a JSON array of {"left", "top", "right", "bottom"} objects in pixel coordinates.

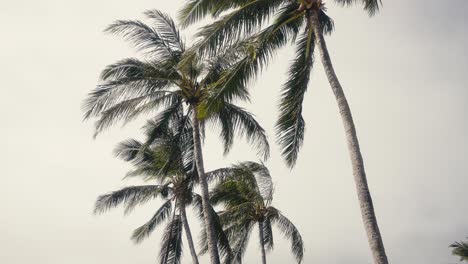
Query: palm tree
[
  {"left": 178, "top": 1, "right": 388, "bottom": 263},
  {"left": 94, "top": 143, "right": 197, "bottom": 264},
  {"left": 451, "top": 239, "right": 468, "bottom": 262},
  {"left": 83, "top": 10, "right": 270, "bottom": 264},
  {"left": 94, "top": 113, "right": 203, "bottom": 263},
  {"left": 206, "top": 162, "right": 304, "bottom": 264}
]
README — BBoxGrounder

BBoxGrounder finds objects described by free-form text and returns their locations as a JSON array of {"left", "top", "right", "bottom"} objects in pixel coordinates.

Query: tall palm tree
[
  {"left": 206, "top": 162, "right": 304, "bottom": 264},
  {"left": 451, "top": 239, "right": 468, "bottom": 262},
  {"left": 83, "top": 10, "right": 270, "bottom": 264},
  {"left": 178, "top": 1, "right": 388, "bottom": 263}
]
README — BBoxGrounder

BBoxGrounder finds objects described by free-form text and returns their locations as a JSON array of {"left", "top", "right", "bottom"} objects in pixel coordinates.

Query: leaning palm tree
[
  {"left": 451, "top": 239, "right": 468, "bottom": 262},
  {"left": 83, "top": 10, "right": 270, "bottom": 264},
  {"left": 205, "top": 162, "right": 304, "bottom": 264},
  {"left": 179, "top": 1, "right": 388, "bottom": 263}
]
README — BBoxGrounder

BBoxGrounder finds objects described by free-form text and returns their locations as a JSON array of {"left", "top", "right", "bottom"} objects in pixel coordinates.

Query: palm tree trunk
[
  {"left": 179, "top": 203, "right": 198, "bottom": 264},
  {"left": 191, "top": 105, "right": 221, "bottom": 264},
  {"left": 309, "top": 11, "right": 389, "bottom": 264},
  {"left": 258, "top": 221, "right": 267, "bottom": 264},
  {"left": 180, "top": 203, "right": 200, "bottom": 264}
]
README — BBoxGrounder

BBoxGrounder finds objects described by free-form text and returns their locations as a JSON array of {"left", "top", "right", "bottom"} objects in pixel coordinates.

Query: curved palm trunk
[
  {"left": 258, "top": 221, "right": 267, "bottom": 264},
  {"left": 180, "top": 204, "right": 200, "bottom": 264},
  {"left": 309, "top": 11, "right": 389, "bottom": 264},
  {"left": 191, "top": 105, "right": 221, "bottom": 264}
]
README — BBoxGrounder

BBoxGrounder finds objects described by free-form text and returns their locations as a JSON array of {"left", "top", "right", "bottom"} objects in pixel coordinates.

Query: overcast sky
[{"left": 1, "top": 0, "right": 468, "bottom": 263}]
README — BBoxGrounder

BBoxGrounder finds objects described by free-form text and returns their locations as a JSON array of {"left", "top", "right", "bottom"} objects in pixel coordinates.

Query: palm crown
[
  {"left": 208, "top": 162, "right": 304, "bottom": 263},
  {"left": 82, "top": 9, "right": 269, "bottom": 159}
]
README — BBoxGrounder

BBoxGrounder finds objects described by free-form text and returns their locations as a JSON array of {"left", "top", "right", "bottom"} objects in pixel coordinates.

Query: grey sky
[{"left": 1, "top": 0, "right": 467, "bottom": 263}]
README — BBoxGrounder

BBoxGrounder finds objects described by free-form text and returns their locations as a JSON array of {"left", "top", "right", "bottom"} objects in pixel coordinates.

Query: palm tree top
[
  {"left": 82, "top": 9, "right": 270, "bottom": 160},
  {"left": 208, "top": 162, "right": 305, "bottom": 263}
]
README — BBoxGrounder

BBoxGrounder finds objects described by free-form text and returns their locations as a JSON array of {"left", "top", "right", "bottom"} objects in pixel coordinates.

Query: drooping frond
[
  {"left": 193, "top": 194, "right": 233, "bottom": 262},
  {"left": 195, "top": 0, "right": 284, "bottom": 55},
  {"left": 207, "top": 161, "right": 272, "bottom": 203},
  {"left": 450, "top": 239, "right": 468, "bottom": 261},
  {"left": 206, "top": 2, "right": 306, "bottom": 108},
  {"left": 94, "top": 185, "right": 169, "bottom": 215},
  {"left": 230, "top": 220, "right": 255, "bottom": 263},
  {"left": 334, "top": 0, "right": 382, "bottom": 16},
  {"left": 132, "top": 200, "right": 173, "bottom": 243},
  {"left": 275, "top": 22, "right": 315, "bottom": 168},
  {"left": 269, "top": 208, "right": 304, "bottom": 263},
  {"left": 159, "top": 215, "right": 183, "bottom": 264},
  {"left": 206, "top": 103, "right": 270, "bottom": 160},
  {"left": 262, "top": 218, "right": 274, "bottom": 251}
]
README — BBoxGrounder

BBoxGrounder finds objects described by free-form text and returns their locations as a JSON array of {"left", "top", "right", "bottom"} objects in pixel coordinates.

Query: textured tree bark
[
  {"left": 309, "top": 11, "right": 389, "bottom": 264},
  {"left": 180, "top": 204, "right": 200, "bottom": 264},
  {"left": 258, "top": 221, "right": 267, "bottom": 264},
  {"left": 191, "top": 105, "right": 221, "bottom": 264}
]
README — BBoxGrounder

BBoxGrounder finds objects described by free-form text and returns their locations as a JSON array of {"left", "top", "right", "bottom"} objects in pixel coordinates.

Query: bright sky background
[{"left": 1, "top": 0, "right": 468, "bottom": 263}]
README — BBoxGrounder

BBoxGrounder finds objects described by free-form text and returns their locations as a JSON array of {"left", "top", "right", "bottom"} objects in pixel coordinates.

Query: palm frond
[
  {"left": 132, "top": 200, "right": 173, "bottom": 243},
  {"left": 144, "top": 10, "right": 185, "bottom": 52},
  {"left": 262, "top": 218, "right": 274, "bottom": 251},
  {"left": 193, "top": 194, "right": 233, "bottom": 262},
  {"left": 94, "top": 185, "right": 168, "bottom": 215},
  {"left": 207, "top": 103, "right": 270, "bottom": 160},
  {"left": 83, "top": 63, "right": 175, "bottom": 122},
  {"left": 105, "top": 20, "right": 179, "bottom": 59},
  {"left": 195, "top": 0, "right": 284, "bottom": 55},
  {"left": 92, "top": 92, "right": 179, "bottom": 137},
  {"left": 334, "top": 0, "right": 382, "bottom": 16},
  {"left": 160, "top": 215, "right": 183, "bottom": 264},
  {"left": 275, "top": 22, "right": 316, "bottom": 168},
  {"left": 270, "top": 209, "right": 304, "bottom": 263},
  {"left": 178, "top": 0, "right": 216, "bottom": 28},
  {"left": 206, "top": 2, "right": 305, "bottom": 108},
  {"left": 450, "top": 239, "right": 468, "bottom": 261}
]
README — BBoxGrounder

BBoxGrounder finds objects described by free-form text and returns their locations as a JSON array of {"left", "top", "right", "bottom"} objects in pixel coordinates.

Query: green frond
[
  {"left": 275, "top": 23, "right": 315, "bottom": 168},
  {"left": 159, "top": 215, "right": 183, "bottom": 264},
  {"left": 205, "top": 3, "right": 306, "bottom": 109},
  {"left": 195, "top": 0, "right": 284, "bottom": 55},
  {"left": 334, "top": 0, "right": 382, "bottom": 16},
  {"left": 94, "top": 185, "right": 168, "bottom": 215},
  {"left": 131, "top": 200, "right": 173, "bottom": 243}
]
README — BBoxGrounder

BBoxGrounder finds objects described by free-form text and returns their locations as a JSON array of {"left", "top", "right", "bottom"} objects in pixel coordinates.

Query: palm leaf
[
  {"left": 270, "top": 209, "right": 304, "bottom": 263},
  {"left": 94, "top": 185, "right": 168, "bottom": 215},
  {"left": 132, "top": 200, "right": 173, "bottom": 243},
  {"left": 275, "top": 22, "right": 315, "bottom": 168},
  {"left": 160, "top": 215, "right": 183, "bottom": 264}
]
